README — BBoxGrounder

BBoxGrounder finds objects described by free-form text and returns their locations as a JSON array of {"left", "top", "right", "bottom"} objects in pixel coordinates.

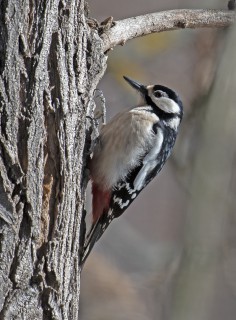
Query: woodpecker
[{"left": 81, "top": 76, "right": 183, "bottom": 266}]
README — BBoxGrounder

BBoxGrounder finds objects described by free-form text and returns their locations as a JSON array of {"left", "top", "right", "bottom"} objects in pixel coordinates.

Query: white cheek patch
[{"left": 151, "top": 95, "right": 180, "bottom": 114}]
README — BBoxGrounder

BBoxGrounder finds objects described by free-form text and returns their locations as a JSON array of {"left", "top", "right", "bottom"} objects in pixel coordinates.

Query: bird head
[{"left": 123, "top": 76, "right": 183, "bottom": 120}]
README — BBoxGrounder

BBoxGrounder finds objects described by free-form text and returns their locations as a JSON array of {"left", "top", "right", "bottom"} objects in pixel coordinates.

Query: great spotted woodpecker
[{"left": 81, "top": 76, "right": 183, "bottom": 265}]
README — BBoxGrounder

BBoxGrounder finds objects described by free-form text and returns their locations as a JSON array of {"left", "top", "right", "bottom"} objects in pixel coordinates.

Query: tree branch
[{"left": 101, "top": 9, "right": 235, "bottom": 52}]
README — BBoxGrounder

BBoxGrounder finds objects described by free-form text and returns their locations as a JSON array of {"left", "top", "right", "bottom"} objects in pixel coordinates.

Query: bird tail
[
  {"left": 80, "top": 182, "right": 112, "bottom": 267},
  {"left": 80, "top": 219, "right": 102, "bottom": 266},
  {"left": 80, "top": 212, "right": 113, "bottom": 268}
]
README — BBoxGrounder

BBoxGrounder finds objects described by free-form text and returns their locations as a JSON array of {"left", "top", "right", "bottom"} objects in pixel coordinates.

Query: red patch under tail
[{"left": 91, "top": 182, "right": 111, "bottom": 223}]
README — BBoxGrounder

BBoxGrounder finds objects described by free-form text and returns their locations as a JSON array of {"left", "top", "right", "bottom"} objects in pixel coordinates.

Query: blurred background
[{"left": 80, "top": 1, "right": 236, "bottom": 319}]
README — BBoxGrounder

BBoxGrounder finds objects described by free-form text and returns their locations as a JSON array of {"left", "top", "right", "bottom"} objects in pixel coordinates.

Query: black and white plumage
[{"left": 81, "top": 76, "right": 183, "bottom": 266}]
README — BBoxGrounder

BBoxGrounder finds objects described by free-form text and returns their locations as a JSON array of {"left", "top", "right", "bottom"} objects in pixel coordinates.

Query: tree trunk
[{"left": 0, "top": 0, "right": 106, "bottom": 318}]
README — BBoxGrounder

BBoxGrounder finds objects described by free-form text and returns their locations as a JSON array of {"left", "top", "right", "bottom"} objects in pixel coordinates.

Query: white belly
[{"left": 90, "top": 109, "right": 158, "bottom": 189}]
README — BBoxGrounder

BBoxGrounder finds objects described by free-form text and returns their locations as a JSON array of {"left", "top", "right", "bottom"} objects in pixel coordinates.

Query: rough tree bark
[
  {"left": 0, "top": 0, "right": 234, "bottom": 319},
  {"left": 0, "top": 0, "right": 106, "bottom": 318}
]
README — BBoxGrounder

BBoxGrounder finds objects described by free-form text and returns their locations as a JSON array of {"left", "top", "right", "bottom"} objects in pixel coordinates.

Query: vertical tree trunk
[{"left": 0, "top": 0, "right": 106, "bottom": 318}]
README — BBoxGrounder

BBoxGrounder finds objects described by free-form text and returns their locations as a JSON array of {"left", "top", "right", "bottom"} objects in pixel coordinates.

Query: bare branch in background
[{"left": 101, "top": 9, "right": 235, "bottom": 52}]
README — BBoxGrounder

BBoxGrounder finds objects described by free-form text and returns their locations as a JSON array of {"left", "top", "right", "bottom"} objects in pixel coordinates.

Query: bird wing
[
  {"left": 80, "top": 122, "right": 166, "bottom": 266},
  {"left": 108, "top": 122, "right": 165, "bottom": 219},
  {"left": 81, "top": 117, "right": 171, "bottom": 266}
]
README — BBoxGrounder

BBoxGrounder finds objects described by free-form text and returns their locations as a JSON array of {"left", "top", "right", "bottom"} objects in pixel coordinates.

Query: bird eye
[{"left": 154, "top": 91, "right": 162, "bottom": 98}]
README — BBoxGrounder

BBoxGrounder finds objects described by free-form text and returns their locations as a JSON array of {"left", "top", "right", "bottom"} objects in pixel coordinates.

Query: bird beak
[{"left": 123, "top": 76, "right": 147, "bottom": 96}]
